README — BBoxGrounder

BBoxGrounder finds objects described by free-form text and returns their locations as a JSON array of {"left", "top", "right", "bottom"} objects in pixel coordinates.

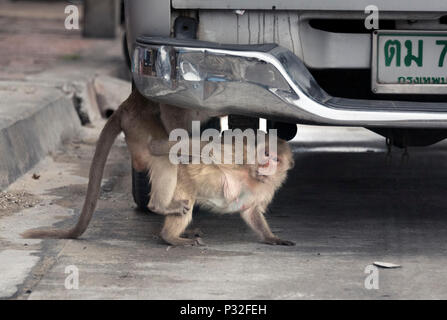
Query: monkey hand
[
  {"left": 149, "top": 199, "right": 191, "bottom": 216},
  {"left": 167, "top": 199, "right": 191, "bottom": 216}
]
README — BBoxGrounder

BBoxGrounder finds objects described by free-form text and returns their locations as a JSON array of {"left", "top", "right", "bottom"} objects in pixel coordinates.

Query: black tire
[
  {"left": 228, "top": 115, "right": 259, "bottom": 130},
  {"left": 132, "top": 167, "right": 150, "bottom": 212},
  {"left": 202, "top": 116, "right": 222, "bottom": 132},
  {"left": 227, "top": 116, "right": 297, "bottom": 141},
  {"left": 267, "top": 120, "right": 297, "bottom": 141},
  {"left": 123, "top": 33, "right": 131, "bottom": 71}
]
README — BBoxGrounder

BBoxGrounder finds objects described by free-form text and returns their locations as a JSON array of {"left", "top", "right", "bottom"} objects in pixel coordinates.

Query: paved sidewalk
[
  {"left": 0, "top": 0, "right": 130, "bottom": 190},
  {"left": 0, "top": 0, "right": 126, "bottom": 80},
  {"left": 3, "top": 124, "right": 447, "bottom": 299}
]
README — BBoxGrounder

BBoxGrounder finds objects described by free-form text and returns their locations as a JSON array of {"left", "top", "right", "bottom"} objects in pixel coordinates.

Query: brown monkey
[
  {"left": 149, "top": 104, "right": 217, "bottom": 214},
  {"left": 22, "top": 90, "right": 195, "bottom": 239},
  {"left": 149, "top": 135, "right": 295, "bottom": 246},
  {"left": 22, "top": 88, "right": 293, "bottom": 246}
]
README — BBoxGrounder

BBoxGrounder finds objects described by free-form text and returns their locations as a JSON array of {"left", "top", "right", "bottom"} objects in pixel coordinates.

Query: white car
[{"left": 124, "top": 0, "right": 447, "bottom": 208}]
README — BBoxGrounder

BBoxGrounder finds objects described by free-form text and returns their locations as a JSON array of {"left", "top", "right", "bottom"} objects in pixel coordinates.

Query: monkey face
[
  {"left": 257, "top": 151, "right": 279, "bottom": 176},
  {"left": 255, "top": 139, "right": 294, "bottom": 182}
]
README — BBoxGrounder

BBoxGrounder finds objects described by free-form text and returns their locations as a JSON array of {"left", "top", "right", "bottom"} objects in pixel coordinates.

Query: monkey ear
[
  {"left": 289, "top": 157, "right": 295, "bottom": 169},
  {"left": 221, "top": 170, "right": 241, "bottom": 202}
]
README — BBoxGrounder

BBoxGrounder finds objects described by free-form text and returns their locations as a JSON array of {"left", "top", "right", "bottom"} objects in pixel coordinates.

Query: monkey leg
[
  {"left": 160, "top": 208, "right": 201, "bottom": 246},
  {"left": 127, "top": 136, "right": 186, "bottom": 215},
  {"left": 147, "top": 155, "right": 189, "bottom": 216},
  {"left": 240, "top": 207, "right": 295, "bottom": 246},
  {"left": 122, "top": 104, "right": 184, "bottom": 216},
  {"left": 160, "top": 189, "right": 202, "bottom": 245}
]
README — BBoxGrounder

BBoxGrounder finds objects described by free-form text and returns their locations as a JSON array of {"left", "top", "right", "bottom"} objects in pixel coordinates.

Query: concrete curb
[
  {"left": 0, "top": 59, "right": 131, "bottom": 191},
  {"left": 0, "top": 82, "right": 82, "bottom": 190}
]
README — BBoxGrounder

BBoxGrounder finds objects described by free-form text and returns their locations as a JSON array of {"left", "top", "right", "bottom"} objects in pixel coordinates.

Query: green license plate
[{"left": 372, "top": 30, "right": 447, "bottom": 94}]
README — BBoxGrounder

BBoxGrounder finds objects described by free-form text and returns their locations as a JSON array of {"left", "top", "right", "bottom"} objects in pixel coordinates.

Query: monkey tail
[{"left": 22, "top": 110, "right": 123, "bottom": 239}]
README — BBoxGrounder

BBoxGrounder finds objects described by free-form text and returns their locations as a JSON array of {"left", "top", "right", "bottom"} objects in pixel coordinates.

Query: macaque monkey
[
  {"left": 148, "top": 135, "right": 295, "bottom": 246},
  {"left": 23, "top": 89, "right": 208, "bottom": 239},
  {"left": 23, "top": 88, "right": 294, "bottom": 247}
]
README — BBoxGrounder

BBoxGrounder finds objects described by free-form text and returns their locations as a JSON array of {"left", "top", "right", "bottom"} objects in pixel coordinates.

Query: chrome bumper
[{"left": 132, "top": 36, "right": 447, "bottom": 128}]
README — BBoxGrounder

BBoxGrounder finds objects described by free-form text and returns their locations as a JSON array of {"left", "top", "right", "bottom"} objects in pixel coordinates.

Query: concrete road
[{"left": 2, "top": 123, "right": 447, "bottom": 299}]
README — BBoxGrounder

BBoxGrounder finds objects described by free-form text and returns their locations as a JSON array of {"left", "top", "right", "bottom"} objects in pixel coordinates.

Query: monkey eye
[{"left": 264, "top": 151, "right": 279, "bottom": 162}]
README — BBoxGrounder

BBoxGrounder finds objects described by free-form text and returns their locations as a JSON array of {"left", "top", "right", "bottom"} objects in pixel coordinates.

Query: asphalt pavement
[{"left": 2, "top": 124, "right": 447, "bottom": 299}]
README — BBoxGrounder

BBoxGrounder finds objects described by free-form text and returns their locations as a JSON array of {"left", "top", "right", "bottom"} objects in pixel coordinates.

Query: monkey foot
[
  {"left": 182, "top": 228, "right": 204, "bottom": 238},
  {"left": 194, "top": 237, "right": 206, "bottom": 246},
  {"left": 263, "top": 237, "right": 295, "bottom": 246},
  {"left": 164, "top": 236, "right": 205, "bottom": 246}
]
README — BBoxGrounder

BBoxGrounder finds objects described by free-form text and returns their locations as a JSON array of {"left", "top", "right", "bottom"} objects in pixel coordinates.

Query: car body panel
[
  {"left": 172, "top": 0, "right": 447, "bottom": 11},
  {"left": 125, "top": 1, "right": 447, "bottom": 129}
]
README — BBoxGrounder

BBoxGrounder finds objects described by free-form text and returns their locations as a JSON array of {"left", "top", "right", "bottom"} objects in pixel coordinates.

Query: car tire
[
  {"left": 132, "top": 167, "right": 150, "bottom": 212},
  {"left": 123, "top": 33, "right": 131, "bottom": 70},
  {"left": 228, "top": 115, "right": 259, "bottom": 130},
  {"left": 267, "top": 120, "right": 297, "bottom": 141}
]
